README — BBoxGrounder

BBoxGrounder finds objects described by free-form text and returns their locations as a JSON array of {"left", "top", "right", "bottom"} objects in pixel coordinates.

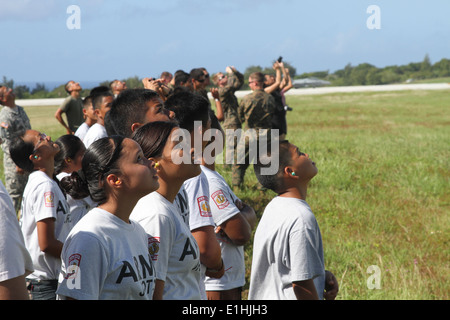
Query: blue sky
[{"left": 1, "top": 0, "right": 449, "bottom": 85}]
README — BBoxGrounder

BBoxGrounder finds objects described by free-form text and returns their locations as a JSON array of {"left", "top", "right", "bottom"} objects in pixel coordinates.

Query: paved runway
[{"left": 15, "top": 83, "right": 450, "bottom": 106}]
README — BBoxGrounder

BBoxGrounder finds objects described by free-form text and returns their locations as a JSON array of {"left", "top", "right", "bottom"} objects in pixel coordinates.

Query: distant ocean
[{"left": 14, "top": 80, "right": 104, "bottom": 91}]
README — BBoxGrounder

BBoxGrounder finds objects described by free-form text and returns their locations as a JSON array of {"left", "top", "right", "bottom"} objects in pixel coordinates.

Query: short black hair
[
  {"left": 253, "top": 140, "right": 292, "bottom": 193},
  {"left": 108, "top": 88, "right": 160, "bottom": 138},
  {"left": 92, "top": 90, "right": 114, "bottom": 110},
  {"left": 164, "top": 90, "right": 210, "bottom": 132},
  {"left": 64, "top": 81, "right": 73, "bottom": 94},
  {"left": 89, "top": 85, "right": 110, "bottom": 96},
  {"left": 189, "top": 68, "right": 205, "bottom": 81},
  {"left": 174, "top": 70, "right": 190, "bottom": 87},
  {"left": 82, "top": 96, "right": 92, "bottom": 109}
]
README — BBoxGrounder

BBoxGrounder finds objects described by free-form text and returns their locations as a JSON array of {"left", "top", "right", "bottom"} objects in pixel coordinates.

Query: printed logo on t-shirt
[
  {"left": 66, "top": 253, "right": 82, "bottom": 280},
  {"left": 197, "top": 196, "right": 212, "bottom": 217},
  {"left": 148, "top": 236, "right": 160, "bottom": 261},
  {"left": 211, "top": 190, "right": 230, "bottom": 210},
  {"left": 44, "top": 191, "right": 54, "bottom": 207}
]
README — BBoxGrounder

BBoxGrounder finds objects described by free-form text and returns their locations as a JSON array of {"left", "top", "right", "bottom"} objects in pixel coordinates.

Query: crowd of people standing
[{"left": 0, "top": 62, "right": 338, "bottom": 300}]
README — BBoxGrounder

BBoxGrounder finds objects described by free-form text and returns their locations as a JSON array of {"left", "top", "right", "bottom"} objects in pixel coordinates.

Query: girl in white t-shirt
[
  {"left": 131, "top": 121, "right": 203, "bottom": 300},
  {"left": 56, "top": 136, "right": 159, "bottom": 300},
  {"left": 9, "top": 130, "right": 71, "bottom": 300},
  {"left": 54, "top": 134, "right": 96, "bottom": 225}
]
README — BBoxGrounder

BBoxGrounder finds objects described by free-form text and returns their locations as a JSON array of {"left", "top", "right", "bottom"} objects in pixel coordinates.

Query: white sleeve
[
  {"left": 288, "top": 219, "right": 324, "bottom": 283},
  {"left": 183, "top": 174, "right": 215, "bottom": 230},
  {"left": 208, "top": 178, "right": 240, "bottom": 226},
  {"left": 0, "top": 183, "right": 33, "bottom": 281},
  {"left": 137, "top": 213, "right": 174, "bottom": 282},
  {"left": 56, "top": 232, "right": 108, "bottom": 300},
  {"left": 33, "top": 181, "right": 60, "bottom": 222}
]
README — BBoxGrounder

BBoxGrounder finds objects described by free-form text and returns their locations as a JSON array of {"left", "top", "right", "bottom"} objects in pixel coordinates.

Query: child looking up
[{"left": 249, "top": 140, "right": 338, "bottom": 300}]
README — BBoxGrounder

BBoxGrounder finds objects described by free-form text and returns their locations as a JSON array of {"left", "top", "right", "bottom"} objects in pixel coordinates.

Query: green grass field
[{"left": 1, "top": 89, "right": 448, "bottom": 299}]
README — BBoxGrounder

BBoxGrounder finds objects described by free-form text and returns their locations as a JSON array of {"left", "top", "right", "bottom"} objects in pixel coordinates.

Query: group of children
[{"left": 0, "top": 68, "right": 338, "bottom": 300}]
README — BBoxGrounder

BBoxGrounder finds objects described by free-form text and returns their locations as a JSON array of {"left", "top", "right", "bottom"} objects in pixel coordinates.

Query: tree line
[{"left": 2, "top": 55, "right": 449, "bottom": 99}]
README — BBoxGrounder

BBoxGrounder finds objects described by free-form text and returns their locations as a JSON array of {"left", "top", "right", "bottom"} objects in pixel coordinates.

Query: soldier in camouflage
[
  {"left": 234, "top": 72, "right": 276, "bottom": 188},
  {"left": 212, "top": 66, "right": 244, "bottom": 171},
  {"left": 0, "top": 85, "right": 31, "bottom": 213},
  {"left": 213, "top": 66, "right": 244, "bottom": 130}
]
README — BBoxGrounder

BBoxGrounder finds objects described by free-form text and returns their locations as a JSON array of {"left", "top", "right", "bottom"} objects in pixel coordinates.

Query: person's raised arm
[
  {"left": 264, "top": 62, "right": 282, "bottom": 94},
  {"left": 227, "top": 66, "right": 244, "bottom": 91},
  {"left": 281, "top": 68, "right": 293, "bottom": 93},
  {"left": 210, "top": 88, "right": 224, "bottom": 122}
]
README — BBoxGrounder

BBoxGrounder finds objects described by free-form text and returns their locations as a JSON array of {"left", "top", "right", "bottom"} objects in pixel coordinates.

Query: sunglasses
[{"left": 32, "top": 132, "right": 48, "bottom": 155}]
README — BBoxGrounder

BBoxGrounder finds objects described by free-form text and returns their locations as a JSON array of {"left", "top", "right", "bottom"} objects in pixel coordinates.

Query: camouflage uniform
[
  {"left": 0, "top": 104, "right": 31, "bottom": 212},
  {"left": 219, "top": 70, "right": 244, "bottom": 130},
  {"left": 218, "top": 70, "right": 244, "bottom": 170},
  {"left": 233, "top": 89, "right": 275, "bottom": 187}
]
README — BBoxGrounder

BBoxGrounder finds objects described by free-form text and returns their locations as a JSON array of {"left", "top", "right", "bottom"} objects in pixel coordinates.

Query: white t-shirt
[
  {"left": 201, "top": 166, "right": 246, "bottom": 291},
  {"left": 56, "top": 208, "right": 155, "bottom": 300},
  {"left": 83, "top": 123, "right": 107, "bottom": 148},
  {"left": 74, "top": 122, "right": 89, "bottom": 141},
  {"left": 183, "top": 170, "right": 215, "bottom": 231},
  {"left": 174, "top": 184, "right": 190, "bottom": 227},
  {"left": 0, "top": 180, "right": 33, "bottom": 282},
  {"left": 130, "top": 191, "right": 202, "bottom": 300},
  {"left": 56, "top": 172, "right": 96, "bottom": 226},
  {"left": 20, "top": 171, "right": 71, "bottom": 280},
  {"left": 183, "top": 169, "right": 217, "bottom": 299},
  {"left": 248, "top": 197, "right": 325, "bottom": 300}
]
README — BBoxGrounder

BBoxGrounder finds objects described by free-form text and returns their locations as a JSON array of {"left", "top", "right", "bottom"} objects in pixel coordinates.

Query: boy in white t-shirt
[
  {"left": 83, "top": 91, "right": 113, "bottom": 148},
  {"left": 74, "top": 96, "right": 97, "bottom": 142},
  {"left": 199, "top": 116, "right": 257, "bottom": 300},
  {"left": 202, "top": 164, "right": 256, "bottom": 300},
  {"left": 249, "top": 140, "right": 339, "bottom": 300}
]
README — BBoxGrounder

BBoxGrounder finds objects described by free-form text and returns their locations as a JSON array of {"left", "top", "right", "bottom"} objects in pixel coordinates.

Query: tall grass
[
  {"left": 1, "top": 89, "right": 448, "bottom": 299},
  {"left": 220, "top": 90, "right": 449, "bottom": 299}
]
